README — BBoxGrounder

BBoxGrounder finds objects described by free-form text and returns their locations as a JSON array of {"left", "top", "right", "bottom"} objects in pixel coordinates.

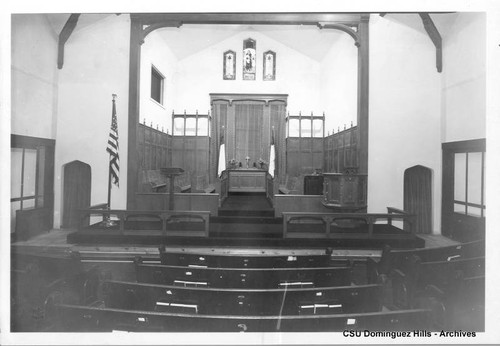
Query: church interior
[{"left": 4, "top": 8, "right": 497, "bottom": 341}]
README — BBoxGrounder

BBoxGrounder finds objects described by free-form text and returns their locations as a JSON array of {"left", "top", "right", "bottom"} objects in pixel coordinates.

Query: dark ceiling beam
[
  {"left": 317, "top": 22, "right": 360, "bottom": 46},
  {"left": 58, "top": 14, "right": 80, "bottom": 69},
  {"left": 419, "top": 13, "right": 443, "bottom": 73},
  {"left": 132, "top": 13, "right": 363, "bottom": 27},
  {"left": 135, "top": 13, "right": 364, "bottom": 43}
]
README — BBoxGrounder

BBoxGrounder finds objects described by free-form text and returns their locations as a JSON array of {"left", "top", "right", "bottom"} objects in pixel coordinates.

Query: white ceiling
[
  {"left": 153, "top": 24, "right": 348, "bottom": 61},
  {"left": 44, "top": 13, "right": 113, "bottom": 37},
  {"left": 44, "top": 13, "right": 459, "bottom": 61}
]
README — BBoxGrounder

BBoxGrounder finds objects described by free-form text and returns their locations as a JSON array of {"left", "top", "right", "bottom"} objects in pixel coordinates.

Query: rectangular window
[
  {"left": 453, "top": 151, "right": 485, "bottom": 218},
  {"left": 172, "top": 114, "right": 211, "bottom": 137},
  {"left": 286, "top": 115, "right": 325, "bottom": 138},
  {"left": 151, "top": 66, "right": 164, "bottom": 105},
  {"left": 10, "top": 135, "right": 55, "bottom": 236},
  {"left": 10, "top": 147, "right": 45, "bottom": 233}
]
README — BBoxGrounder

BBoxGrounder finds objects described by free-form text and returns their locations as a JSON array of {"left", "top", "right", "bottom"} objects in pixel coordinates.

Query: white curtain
[
  {"left": 218, "top": 143, "right": 226, "bottom": 177},
  {"left": 268, "top": 143, "right": 275, "bottom": 178}
]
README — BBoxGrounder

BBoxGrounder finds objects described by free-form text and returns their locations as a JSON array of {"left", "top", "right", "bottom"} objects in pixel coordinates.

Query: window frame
[
  {"left": 453, "top": 151, "right": 486, "bottom": 218},
  {"left": 286, "top": 113, "right": 325, "bottom": 138},
  {"left": 150, "top": 65, "right": 165, "bottom": 106},
  {"left": 10, "top": 134, "right": 55, "bottom": 234}
]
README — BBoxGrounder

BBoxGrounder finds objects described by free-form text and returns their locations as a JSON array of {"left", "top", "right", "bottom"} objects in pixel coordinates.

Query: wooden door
[
  {"left": 442, "top": 139, "right": 486, "bottom": 242},
  {"left": 62, "top": 160, "right": 91, "bottom": 228},
  {"left": 404, "top": 165, "right": 432, "bottom": 234}
]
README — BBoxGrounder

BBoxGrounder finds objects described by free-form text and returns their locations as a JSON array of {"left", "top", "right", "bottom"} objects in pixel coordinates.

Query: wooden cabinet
[
  {"left": 228, "top": 169, "right": 267, "bottom": 192},
  {"left": 322, "top": 172, "right": 367, "bottom": 211},
  {"left": 15, "top": 207, "right": 52, "bottom": 241},
  {"left": 304, "top": 174, "right": 324, "bottom": 195}
]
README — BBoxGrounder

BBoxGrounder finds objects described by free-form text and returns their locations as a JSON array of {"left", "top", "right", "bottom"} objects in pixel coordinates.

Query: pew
[
  {"left": 367, "top": 239, "right": 485, "bottom": 284},
  {"left": 159, "top": 247, "right": 342, "bottom": 268},
  {"left": 54, "top": 304, "right": 435, "bottom": 332},
  {"left": 143, "top": 169, "right": 192, "bottom": 193},
  {"left": 279, "top": 175, "right": 303, "bottom": 194},
  {"left": 135, "top": 260, "right": 353, "bottom": 289},
  {"left": 386, "top": 252, "right": 485, "bottom": 331},
  {"left": 102, "top": 280, "right": 383, "bottom": 316},
  {"left": 194, "top": 174, "right": 215, "bottom": 193},
  {"left": 10, "top": 251, "right": 100, "bottom": 332},
  {"left": 391, "top": 256, "right": 485, "bottom": 309}
]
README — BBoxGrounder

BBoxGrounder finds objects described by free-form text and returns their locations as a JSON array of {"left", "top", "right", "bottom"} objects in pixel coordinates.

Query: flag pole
[{"left": 107, "top": 94, "right": 117, "bottom": 211}]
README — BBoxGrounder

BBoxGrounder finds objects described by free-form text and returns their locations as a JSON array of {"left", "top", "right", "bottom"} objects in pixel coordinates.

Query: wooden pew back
[
  {"left": 159, "top": 248, "right": 340, "bottom": 268},
  {"left": 135, "top": 260, "right": 353, "bottom": 289},
  {"left": 55, "top": 304, "right": 435, "bottom": 332},
  {"left": 368, "top": 239, "right": 485, "bottom": 283},
  {"left": 103, "top": 280, "right": 382, "bottom": 316}
]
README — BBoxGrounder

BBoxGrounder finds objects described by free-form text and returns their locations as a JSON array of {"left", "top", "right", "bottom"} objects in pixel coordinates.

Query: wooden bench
[
  {"left": 135, "top": 259, "right": 353, "bottom": 289},
  {"left": 366, "top": 239, "right": 485, "bottom": 284},
  {"left": 279, "top": 175, "right": 301, "bottom": 194},
  {"left": 102, "top": 280, "right": 383, "bottom": 316},
  {"left": 391, "top": 256, "right": 485, "bottom": 308},
  {"left": 142, "top": 169, "right": 192, "bottom": 193},
  {"left": 194, "top": 174, "right": 215, "bottom": 193},
  {"left": 389, "top": 255, "right": 485, "bottom": 331},
  {"left": 11, "top": 251, "right": 100, "bottom": 332},
  {"left": 54, "top": 304, "right": 435, "bottom": 332},
  {"left": 174, "top": 171, "right": 192, "bottom": 193},
  {"left": 159, "top": 247, "right": 342, "bottom": 268}
]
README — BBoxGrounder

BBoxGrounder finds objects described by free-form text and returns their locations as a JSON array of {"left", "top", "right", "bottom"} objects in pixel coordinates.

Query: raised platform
[
  {"left": 67, "top": 232, "right": 424, "bottom": 249},
  {"left": 64, "top": 194, "right": 425, "bottom": 249}
]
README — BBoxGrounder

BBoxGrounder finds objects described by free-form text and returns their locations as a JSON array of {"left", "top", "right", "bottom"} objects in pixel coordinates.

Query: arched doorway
[
  {"left": 62, "top": 160, "right": 91, "bottom": 228},
  {"left": 404, "top": 165, "right": 432, "bottom": 234}
]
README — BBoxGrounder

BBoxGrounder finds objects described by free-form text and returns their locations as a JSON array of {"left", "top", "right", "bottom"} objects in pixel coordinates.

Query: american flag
[{"left": 106, "top": 98, "right": 120, "bottom": 186}]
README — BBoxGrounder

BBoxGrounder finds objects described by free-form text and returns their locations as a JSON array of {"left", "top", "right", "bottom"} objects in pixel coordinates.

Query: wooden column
[
  {"left": 126, "top": 15, "right": 143, "bottom": 209},
  {"left": 357, "top": 14, "right": 370, "bottom": 175}
]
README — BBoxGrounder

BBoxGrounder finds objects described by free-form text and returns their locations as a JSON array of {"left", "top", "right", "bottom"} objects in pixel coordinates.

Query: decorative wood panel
[
  {"left": 137, "top": 123, "right": 173, "bottom": 192},
  {"left": 171, "top": 136, "right": 210, "bottom": 184},
  {"left": 228, "top": 170, "right": 267, "bottom": 192},
  {"left": 285, "top": 138, "right": 324, "bottom": 177},
  {"left": 324, "top": 126, "right": 358, "bottom": 173},
  {"left": 210, "top": 94, "right": 287, "bottom": 187}
]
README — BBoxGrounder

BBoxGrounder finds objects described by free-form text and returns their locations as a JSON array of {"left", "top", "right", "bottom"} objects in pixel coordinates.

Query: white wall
[
  {"left": 172, "top": 31, "right": 323, "bottom": 118},
  {"left": 140, "top": 30, "right": 178, "bottom": 133},
  {"left": 441, "top": 13, "right": 486, "bottom": 142},
  {"left": 369, "top": 14, "right": 442, "bottom": 233},
  {"left": 11, "top": 14, "right": 58, "bottom": 139},
  {"left": 53, "top": 14, "right": 130, "bottom": 228},
  {"left": 320, "top": 33, "right": 358, "bottom": 133}
]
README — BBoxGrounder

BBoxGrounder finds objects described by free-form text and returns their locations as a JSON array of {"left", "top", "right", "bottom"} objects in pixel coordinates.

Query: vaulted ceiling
[{"left": 152, "top": 24, "right": 349, "bottom": 61}]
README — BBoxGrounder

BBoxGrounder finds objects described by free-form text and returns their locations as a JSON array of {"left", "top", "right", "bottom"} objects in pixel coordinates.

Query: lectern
[{"left": 160, "top": 167, "right": 184, "bottom": 210}]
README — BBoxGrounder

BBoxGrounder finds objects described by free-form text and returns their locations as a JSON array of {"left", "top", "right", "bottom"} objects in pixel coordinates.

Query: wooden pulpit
[{"left": 322, "top": 169, "right": 367, "bottom": 212}]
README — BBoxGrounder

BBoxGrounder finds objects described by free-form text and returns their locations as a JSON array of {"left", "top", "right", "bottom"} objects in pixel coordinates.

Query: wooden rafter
[
  {"left": 419, "top": 13, "right": 443, "bottom": 73},
  {"left": 58, "top": 14, "right": 80, "bottom": 69},
  {"left": 317, "top": 22, "right": 361, "bottom": 47}
]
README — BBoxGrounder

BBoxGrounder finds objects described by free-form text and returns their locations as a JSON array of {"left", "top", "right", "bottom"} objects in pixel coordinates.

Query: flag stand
[{"left": 104, "top": 94, "right": 118, "bottom": 228}]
